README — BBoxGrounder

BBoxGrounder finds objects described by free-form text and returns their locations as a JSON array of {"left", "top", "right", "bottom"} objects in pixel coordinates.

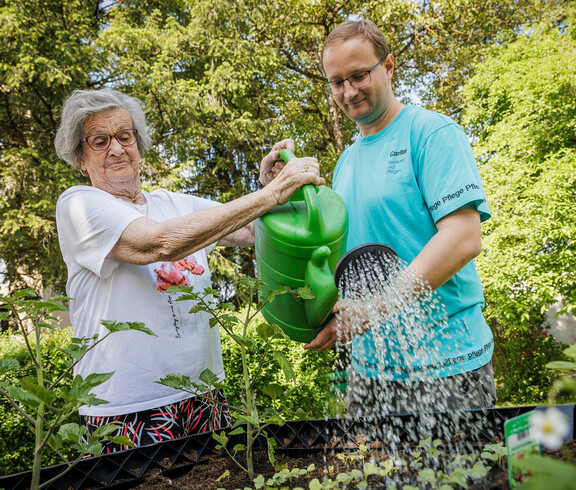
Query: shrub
[
  {"left": 0, "top": 327, "right": 76, "bottom": 476},
  {"left": 491, "top": 319, "right": 569, "bottom": 406},
  {"left": 219, "top": 307, "right": 339, "bottom": 421}
]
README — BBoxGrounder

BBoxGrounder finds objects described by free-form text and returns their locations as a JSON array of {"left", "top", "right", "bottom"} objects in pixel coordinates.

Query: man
[{"left": 303, "top": 19, "right": 496, "bottom": 415}]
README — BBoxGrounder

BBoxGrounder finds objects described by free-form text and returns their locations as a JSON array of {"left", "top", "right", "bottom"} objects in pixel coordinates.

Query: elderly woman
[{"left": 54, "top": 88, "right": 323, "bottom": 453}]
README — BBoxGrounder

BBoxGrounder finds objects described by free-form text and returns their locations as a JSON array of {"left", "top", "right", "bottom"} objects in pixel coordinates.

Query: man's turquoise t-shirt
[{"left": 333, "top": 105, "right": 494, "bottom": 381}]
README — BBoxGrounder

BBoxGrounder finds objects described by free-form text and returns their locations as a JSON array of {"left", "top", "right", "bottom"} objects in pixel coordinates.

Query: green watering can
[{"left": 255, "top": 149, "right": 348, "bottom": 342}]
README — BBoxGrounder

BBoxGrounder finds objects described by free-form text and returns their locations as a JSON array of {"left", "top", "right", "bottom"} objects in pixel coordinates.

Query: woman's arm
[{"left": 108, "top": 154, "right": 323, "bottom": 265}]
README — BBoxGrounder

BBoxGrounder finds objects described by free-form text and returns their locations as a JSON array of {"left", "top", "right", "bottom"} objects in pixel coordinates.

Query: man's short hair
[{"left": 321, "top": 19, "right": 391, "bottom": 69}]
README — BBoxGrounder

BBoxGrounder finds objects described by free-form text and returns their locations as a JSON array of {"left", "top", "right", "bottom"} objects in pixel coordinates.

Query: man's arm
[
  {"left": 217, "top": 222, "right": 255, "bottom": 247},
  {"left": 304, "top": 206, "right": 482, "bottom": 351},
  {"left": 406, "top": 205, "right": 481, "bottom": 291}
]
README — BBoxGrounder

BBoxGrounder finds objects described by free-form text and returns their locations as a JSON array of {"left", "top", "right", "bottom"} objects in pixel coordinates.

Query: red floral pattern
[{"left": 154, "top": 255, "right": 204, "bottom": 292}]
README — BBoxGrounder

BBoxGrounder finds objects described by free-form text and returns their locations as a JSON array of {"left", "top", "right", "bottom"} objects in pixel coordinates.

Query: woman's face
[{"left": 80, "top": 108, "right": 142, "bottom": 193}]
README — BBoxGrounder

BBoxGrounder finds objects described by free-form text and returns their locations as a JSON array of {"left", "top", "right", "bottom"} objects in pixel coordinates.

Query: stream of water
[{"left": 325, "top": 247, "right": 491, "bottom": 484}]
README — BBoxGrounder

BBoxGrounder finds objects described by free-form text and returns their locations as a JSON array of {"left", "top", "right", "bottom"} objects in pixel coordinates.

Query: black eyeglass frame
[
  {"left": 81, "top": 128, "right": 139, "bottom": 152},
  {"left": 322, "top": 58, "right": 384, "bottom": 96}
]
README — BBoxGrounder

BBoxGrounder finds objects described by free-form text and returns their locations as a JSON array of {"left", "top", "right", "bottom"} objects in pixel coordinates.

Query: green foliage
[
  {"left": 462, "top": 20, "right": 576, "bottom": 326},
  {"left": 297, "top": 440, "right": 502, "bottom": 489},
  {"left": 460, "top": 17, "right": 576, "bottom": 405},
  {"left": 157, "top": 277, "right": 336, "bottom": 478},
  {"left": 0, "top": 328, "right": 74, "bottom": 476},
  {"left": 0, "top": 290, "right": 154, "bottom": 487},
  {"left": 546, "top": 343, "right": 576, "bottom": 404},
  {"left": 492, "top": 321, "right": 569, "bottom": 405},
  {"left": 220, "top": 309, "right": 337, "bottom": 421},
  {"left": 1, "top": 0, "right": 562, "bottom": 294},
  {"left": 516, "top": 455, "right": 576, "bottom": 490},
  {"left": 0, "top": 0, "right": 105, "bottom": 291}
]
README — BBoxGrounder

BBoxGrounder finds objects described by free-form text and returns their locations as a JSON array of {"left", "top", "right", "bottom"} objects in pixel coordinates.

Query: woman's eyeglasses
[{"left": 82, "top": 129, "right": 138, "bottom": 152}]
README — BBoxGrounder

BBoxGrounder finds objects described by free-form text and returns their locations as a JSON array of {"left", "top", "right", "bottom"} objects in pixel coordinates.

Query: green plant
[
  {"left": 546, "top": 343, "right": 576, "bottom": 404},
  {"left": 158, "top": 277, "right": 316, "bottom": 479},
  {"left": 0, "top": 290, "right": 155, "bottom": 489},
  {"left": 481, "top": 442, "right": 507, "bottom": 467},
  {"left": 491, "top": 320, "right": 568, "bottom": 405},
  {"left": 0, "top": 328, "right": 74, "bottom": 476},
  {"left": 253, "top": 464, "right": 316, "bottom": 489},
  {"left": 506, "top": 343, "right": 576, "bottom": 489},
  {"left": 257, "top": 439, "right": 503, "bottom": 490},
  {"left": 219, "top": 308, "right": 337, "bottom": 421}
]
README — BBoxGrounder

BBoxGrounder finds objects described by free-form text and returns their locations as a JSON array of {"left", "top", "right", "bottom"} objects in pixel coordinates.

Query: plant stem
[
  {"left": 31, "top": 315, "right": 46, "bottom": 490},
  {"left": 242, "top": 343, "right": 255, "bottom": 478}
]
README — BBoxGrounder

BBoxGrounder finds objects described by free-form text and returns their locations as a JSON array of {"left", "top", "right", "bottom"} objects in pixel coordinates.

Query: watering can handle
[{"left": 278, "top": 149, "right": 325, "bottom": 234}]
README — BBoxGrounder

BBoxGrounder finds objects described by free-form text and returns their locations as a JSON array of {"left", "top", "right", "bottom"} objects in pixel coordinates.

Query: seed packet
[{"left": 505, "top": 410, "right": 541, "bottom": 487}]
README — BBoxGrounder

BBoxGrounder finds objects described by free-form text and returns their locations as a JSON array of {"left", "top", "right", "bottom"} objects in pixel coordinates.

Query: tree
[
  {"left": 0, "top": 0, "right": 566, "bottom": 295},
  {"left": 0, "top": 0, "right": 105, "bottom": 293},
  {"left": 91, "top": 0, "right": 562, "bottom": 300},
  {"left": 245, "top": 0, "right": 565, "bottom": 174},
  {"left": 461, "top": 19, "right": 576, "bottom": 327}
]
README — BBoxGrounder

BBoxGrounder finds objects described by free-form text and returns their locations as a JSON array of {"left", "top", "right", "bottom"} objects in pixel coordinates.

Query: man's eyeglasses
[
  {"left": 323, "top": 59, "right": 384, "bottom": 96},
  {"left": 82, "top": 129, "right": 139, "bottom": 152}
]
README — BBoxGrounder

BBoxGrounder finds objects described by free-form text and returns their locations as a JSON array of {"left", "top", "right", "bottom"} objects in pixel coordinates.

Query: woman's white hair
[{"left": 54, "top": 89, "right": 152, "bottom": 169}]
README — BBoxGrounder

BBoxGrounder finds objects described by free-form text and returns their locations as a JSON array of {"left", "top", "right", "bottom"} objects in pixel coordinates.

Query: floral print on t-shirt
[{"left": 154, "top": 255, "right": 205, "bottom": 292}]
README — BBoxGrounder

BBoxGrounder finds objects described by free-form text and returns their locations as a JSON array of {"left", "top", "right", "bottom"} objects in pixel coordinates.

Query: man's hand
[
  {"left": 259, "top": 139, "right": 295, "bottom": 186},
  {"left": 304, "top": 299, "right": 375, "bottom": 352}
]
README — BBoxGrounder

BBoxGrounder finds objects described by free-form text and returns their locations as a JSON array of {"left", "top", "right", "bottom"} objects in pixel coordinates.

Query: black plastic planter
[{"left": 1, "top": 404, "right": 574, "bottom": 490}]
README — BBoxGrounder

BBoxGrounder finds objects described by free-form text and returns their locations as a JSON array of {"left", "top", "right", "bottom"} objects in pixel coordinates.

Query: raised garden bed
[{"left": 1, "top": 404, "right": 574, "bottom": 489}]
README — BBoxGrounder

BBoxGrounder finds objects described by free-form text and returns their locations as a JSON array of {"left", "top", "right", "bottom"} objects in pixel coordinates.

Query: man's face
[{"left": 323, "top": 36, "right": 394, "bottom": 132}]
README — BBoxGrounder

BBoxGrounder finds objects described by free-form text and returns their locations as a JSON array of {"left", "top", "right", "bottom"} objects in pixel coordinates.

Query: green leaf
[
  {"left": 262, "top": 383, "right": 284, "bottom": 400},
  {"left": 230, "top": 334, "right": 257, "bottom": 351},
  {"left": 563, "top": 344, "right": 576, "bottom": 360},
  {"left": 294, "top": 286, "right": 316, "bottom": 300},
  {"left": 364, "top": 462, "right": 381, "bottom": 476},
  {"left": 446, "top": 468, "right": 468, "bottom": 487},
  {"left": 85, "top": 442, "right": 103, "bottom": 456},
  {"left": 273, "top": 352, "right": 295, "bottom": 381},
  {"left": 0, "top": 358, "right": 20, "bottom": 375},
  {"left": 66, "top": 373, "right": 114, "bottom": 406},
  {"left": 469, "top": 461, "right": 490, "bottom": 479},
  {"left": 546, "top": 361, "right": 576, "bottom": 370},
  {"left": 5, "top": 385, "right": 40, "bottom": 408},
  {"left": 20, "top": 380, "right": 56, "bottom": 405},
  {"left": 157, "top": 374, "right": 191, "bottom": 390},
  {"left": 213, "top": 431, "right": 228, "bottom": 445},
  {"left": 228, "top": 426, "right": 245, "bottom": 436},
  {"left": 417, "top": 468, "right": 437, "bottom": 484},
  {"left": 262, "top": 414, "right": 285, "bottom": 426},
  {"left": 107, "top": 436, "right": 133, "bottom": 447},
  {"left": 101, "top": 320, "right": 156, "bottom": 336},
  {"left": 91, "top": 423, "right": 120, "bottom": 439},
  {"left": 199, "top": 368, "right": 220, "bottom": 387},
  {"left": 256, "top": 323, "right": 285, "bottom": 341},
  {"left": 14, "top": 289, "right": 37, "bottom": 299},
  {"left": 58, "top": 423, "right": 86, "bottom": 443}
]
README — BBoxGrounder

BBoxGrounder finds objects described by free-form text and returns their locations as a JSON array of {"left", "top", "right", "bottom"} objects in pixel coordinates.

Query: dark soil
[{"left": 131, "top": 440, "right": 576, "bottom": 489}]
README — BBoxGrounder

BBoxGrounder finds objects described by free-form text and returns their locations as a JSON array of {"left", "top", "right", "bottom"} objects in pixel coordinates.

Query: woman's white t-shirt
[{"left": 56, "top": 186, "right": 224, "bottom": 416}]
